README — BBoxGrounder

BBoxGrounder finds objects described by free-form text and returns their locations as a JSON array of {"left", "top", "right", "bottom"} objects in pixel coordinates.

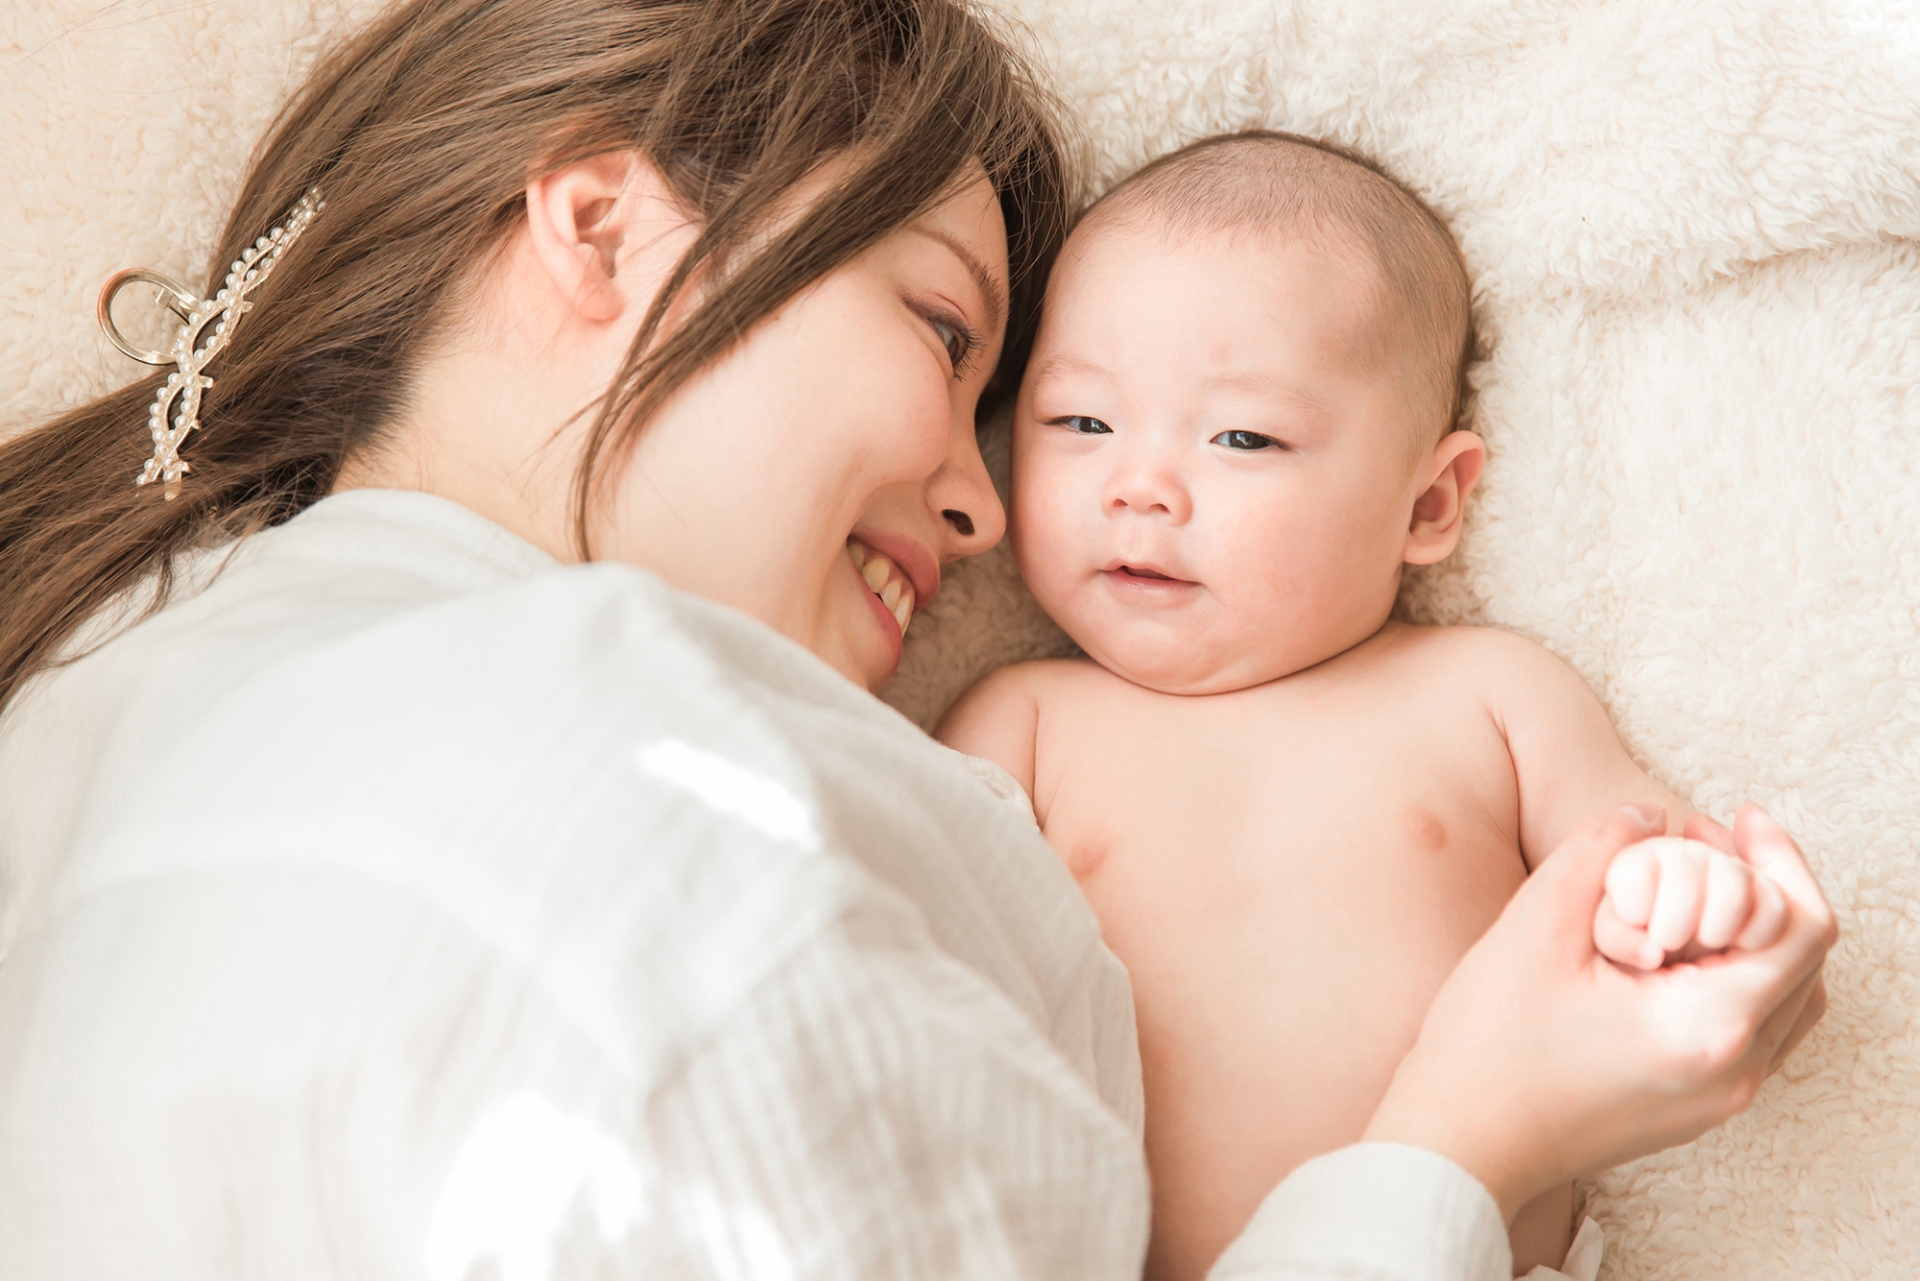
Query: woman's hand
[{"left": 1362, "top": 801, "right": 1836, "bottom": 1222}]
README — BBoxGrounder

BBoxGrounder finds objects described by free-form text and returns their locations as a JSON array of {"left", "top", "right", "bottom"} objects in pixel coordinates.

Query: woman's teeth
[{"left": 847, "top": 539, "right": 916, "bottom": 636}]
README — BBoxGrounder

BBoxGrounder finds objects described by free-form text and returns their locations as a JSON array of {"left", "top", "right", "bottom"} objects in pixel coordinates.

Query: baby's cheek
[
  {"left": 1012, "top": 508, "right": 1112, "bottom": 659},
  {"left": 1216, "top": 547, "right": 1368, "bottom": 679},
  {"left": 1225, "top": 549, "right": 1312, "bottom": 629},
  {"left": 1010, "top": 462, "right": 1083, "bottom": 575},
  {"left": 1011, "top": 514, "right": 1080, "bottom": 622}
]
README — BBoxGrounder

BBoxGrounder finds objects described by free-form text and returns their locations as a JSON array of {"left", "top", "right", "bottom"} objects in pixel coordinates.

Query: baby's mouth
[
  {"left": 1105, "top": 562, "right": 1197, "bottom": 587},
  {"left": 847, "top": 538, "right": 916, "bottom": 636}
]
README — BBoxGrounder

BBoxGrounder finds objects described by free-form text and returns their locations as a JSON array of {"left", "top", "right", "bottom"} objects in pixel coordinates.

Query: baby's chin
[{"left": 1076, "top": 632, "right": 1293, "bottom": 697}]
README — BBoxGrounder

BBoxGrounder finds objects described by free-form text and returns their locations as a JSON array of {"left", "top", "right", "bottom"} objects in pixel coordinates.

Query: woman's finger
[
  {"left": 1733, "top": 871, "right": 1788, "bottom": 951},
  {"left": 1705, "top": 969, "right": 1821, "bottom": 1127},
  {"left": 1768, "top": 971, "right": 1828, "bottom": 1074},
  {"left": 1739, "top": 966, "right": 1818, "bottom": 1089},
  {"left": 1730, "top": 806, "right": 1833, "bottom": 935},
  {"left": 1522, "top": 803, "right": 1668, "bottom": 950},
  {"left": 1683, "top": 811, "right": 1737, "bottom": 856}
]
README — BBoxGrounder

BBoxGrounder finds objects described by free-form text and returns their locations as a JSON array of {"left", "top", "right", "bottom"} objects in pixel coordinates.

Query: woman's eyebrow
[{"left": 908, "top": 226, "right": 1007, "bottom": 334}]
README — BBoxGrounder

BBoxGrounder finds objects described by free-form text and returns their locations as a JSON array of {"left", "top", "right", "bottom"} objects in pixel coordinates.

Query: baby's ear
[{"left": 1402, "top": 430, "right": 1485, "bottom": 566}]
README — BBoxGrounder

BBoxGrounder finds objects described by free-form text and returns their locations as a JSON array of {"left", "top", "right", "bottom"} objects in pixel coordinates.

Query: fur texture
[{"left": 5, "top": 1, "right": 1918, "bottom": 1275}]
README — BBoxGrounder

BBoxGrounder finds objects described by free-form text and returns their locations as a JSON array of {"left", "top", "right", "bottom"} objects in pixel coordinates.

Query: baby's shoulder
[
  {"left": 961, "top": 653, "right": 1115, "bottom": 697},
  {"left": 1386, "top": 621, "right": 1552, "bottom": 662},
  {"left": 937, "top": 657, "right": 1116, "bottom": 797},
  {"left": 1377, "top": 623, "right": 1595, "bottom": 705},
  {"left": 941, "top": 656, "right": 1108, "bottom": 724}
]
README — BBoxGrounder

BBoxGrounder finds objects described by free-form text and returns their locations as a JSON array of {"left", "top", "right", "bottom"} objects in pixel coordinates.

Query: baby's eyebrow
[
  {"left": 1030, "top": 352, "right": 1115, "bottom": 383},
  {"left": 1201, "top": 368, "right": 1329, "bottom": 414}
]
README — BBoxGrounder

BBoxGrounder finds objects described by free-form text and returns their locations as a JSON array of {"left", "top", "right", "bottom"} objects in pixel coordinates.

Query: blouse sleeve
[
  {"left": 1214, "top": 1146, "right": 1513, "bottom": 1280},
  {"left": 618, "top": 920, "right": 1151, "bottom": 1278}
]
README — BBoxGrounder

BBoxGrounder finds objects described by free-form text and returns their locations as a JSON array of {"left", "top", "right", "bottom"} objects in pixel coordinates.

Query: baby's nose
[{"left": 1103, "top": 465, "right": 1191, "bottom": 522}]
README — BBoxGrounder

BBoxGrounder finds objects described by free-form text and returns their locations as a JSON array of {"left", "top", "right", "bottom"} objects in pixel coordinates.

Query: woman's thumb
[{"left": 1520, "top": 802, "right": 1667, "bottom": 946}]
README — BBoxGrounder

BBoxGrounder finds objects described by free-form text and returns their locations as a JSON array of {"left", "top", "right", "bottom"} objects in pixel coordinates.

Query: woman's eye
[
  {"left": 928, "top": 314, "right": 975, "bottom": 375},
  {"left": 1213, "top": 429, "right": 1282, "bottom": 451},
  {"left": 1059, "top": 415, "right": 1112, "bottom": 435}
]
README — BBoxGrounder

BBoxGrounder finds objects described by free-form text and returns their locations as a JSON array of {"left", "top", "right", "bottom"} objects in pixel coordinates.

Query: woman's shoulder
[
  {"left": 18, "top": 538, "right": 870, "bottom": 1032},
  {"left": 2, "top": 491, "right": 855, "bottom": 945}
]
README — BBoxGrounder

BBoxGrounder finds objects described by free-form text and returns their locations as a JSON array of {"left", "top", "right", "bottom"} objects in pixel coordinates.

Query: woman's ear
[
  {"left": 523, "top": 151, "right": 689, "bottom": 325},
  {"left": 1403, "top": 430, "right": 1486, "bottom": 566}
]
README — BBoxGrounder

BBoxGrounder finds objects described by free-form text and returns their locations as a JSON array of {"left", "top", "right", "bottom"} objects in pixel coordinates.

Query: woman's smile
[{"left": 847, "top": 536, "right": 921, "bottom": 638}]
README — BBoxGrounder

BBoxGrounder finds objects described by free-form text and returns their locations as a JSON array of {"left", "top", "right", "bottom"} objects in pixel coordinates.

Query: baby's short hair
[{"left": 1082, "top": 130, "right": 1474, "bottom": 449}]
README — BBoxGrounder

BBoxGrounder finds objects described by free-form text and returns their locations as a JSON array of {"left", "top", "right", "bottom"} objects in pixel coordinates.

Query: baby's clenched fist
[{"left": 1594, "top": 835, "right": 1788, "bottom": 970}]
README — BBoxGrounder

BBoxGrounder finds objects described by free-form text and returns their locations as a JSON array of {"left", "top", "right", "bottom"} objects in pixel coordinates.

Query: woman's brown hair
[{"left": 0, "top": 0, "right": 1067, "bottom": 716}]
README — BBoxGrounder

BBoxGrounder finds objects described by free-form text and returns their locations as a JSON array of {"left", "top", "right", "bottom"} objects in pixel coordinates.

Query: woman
[{"left": 0, "top": 0, "right": 1832, "bottom": 1276}]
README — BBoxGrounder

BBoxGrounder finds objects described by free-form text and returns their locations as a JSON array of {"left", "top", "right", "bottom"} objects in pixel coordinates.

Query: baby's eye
[
  {"left": 1212, "top": 429, "right": 1283, "bottom": 451},
  {"left": 1057, "top": 415, "right": 1112, "bottom": 435}
]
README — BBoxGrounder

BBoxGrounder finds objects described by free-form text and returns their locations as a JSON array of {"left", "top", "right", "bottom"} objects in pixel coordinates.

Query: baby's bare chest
[{"left": 1033, "top": 677, "right": 1527, "bottom": 966}]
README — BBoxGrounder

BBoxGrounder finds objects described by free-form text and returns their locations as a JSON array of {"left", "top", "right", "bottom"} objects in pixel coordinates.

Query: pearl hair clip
[{"left": 98, "top": 189, "right": 324, "bottom": 500}]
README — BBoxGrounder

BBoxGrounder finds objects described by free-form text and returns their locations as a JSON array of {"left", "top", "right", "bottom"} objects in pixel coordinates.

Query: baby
[{"left": 939, "top": 132, "right": 1785, "bottom": 1279}]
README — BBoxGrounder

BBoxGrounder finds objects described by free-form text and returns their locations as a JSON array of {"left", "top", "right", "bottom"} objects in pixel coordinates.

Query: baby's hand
[{"left": 1594, "top": 835, "right": 1788, "bottom": 970}]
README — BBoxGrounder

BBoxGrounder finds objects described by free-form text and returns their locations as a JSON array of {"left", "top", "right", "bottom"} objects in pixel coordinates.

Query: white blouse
[{"left": 0, "top": 489, "right": 1509, "bottom": 1279}]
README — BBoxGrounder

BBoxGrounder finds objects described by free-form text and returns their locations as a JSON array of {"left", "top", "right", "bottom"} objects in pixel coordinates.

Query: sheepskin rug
[{"left": 4, "top": 1, "right": 1917, "bottom": 1276}]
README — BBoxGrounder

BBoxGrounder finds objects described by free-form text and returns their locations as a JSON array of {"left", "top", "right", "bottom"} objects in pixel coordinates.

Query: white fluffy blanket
[{"left": 5, "top": 1, "right": 1918, "bottom": 1276}]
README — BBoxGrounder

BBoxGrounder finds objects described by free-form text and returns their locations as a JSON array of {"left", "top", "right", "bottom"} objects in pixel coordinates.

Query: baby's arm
[
  {"left": 1471, "top": 630, "right": 1691, "bottom": 868},
  {"left": 1472, "top": 630, "right": 1787, "bottom": 967},
  {"left": 935, "top": 662, "right": 1046, "bottom": 803}
]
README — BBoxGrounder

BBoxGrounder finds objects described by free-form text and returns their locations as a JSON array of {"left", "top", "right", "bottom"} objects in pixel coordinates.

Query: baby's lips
[{"left": 1099, "top": 557, "right": 1198, "bottom": 585}]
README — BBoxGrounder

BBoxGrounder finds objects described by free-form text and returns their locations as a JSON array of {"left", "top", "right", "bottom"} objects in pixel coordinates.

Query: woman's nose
[
  {"left": 929, "top": 413, "right": 1007, "bottom": 560},
  {"left": 1103, "top": 454, "right": 1191, "bottom": 523}
]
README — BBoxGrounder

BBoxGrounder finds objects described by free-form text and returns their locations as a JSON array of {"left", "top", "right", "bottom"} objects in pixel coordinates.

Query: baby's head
[{"left": 1011, "top": 131, "right": 1481, "bottom": 695}]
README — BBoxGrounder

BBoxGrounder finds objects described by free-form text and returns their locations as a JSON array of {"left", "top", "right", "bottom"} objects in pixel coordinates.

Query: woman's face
[{"left": 596, "top": 171, "right": 1011, "bottom": 691}]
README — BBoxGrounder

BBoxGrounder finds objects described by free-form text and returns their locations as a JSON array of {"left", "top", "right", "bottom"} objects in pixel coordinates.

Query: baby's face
[{"left": 1012, "top": 221, "right": 1441, "bottom": 695}]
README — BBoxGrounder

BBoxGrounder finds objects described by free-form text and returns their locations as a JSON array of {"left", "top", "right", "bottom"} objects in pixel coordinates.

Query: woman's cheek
[
  {"left": 806, "top": 283, "right": 955, "bottom": 480},
  {"left": 897, "top": 356, "right": 964, "bottom": 476},
  {"left": 835, "top": 363, "right": 951, "bottom": 497}
]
